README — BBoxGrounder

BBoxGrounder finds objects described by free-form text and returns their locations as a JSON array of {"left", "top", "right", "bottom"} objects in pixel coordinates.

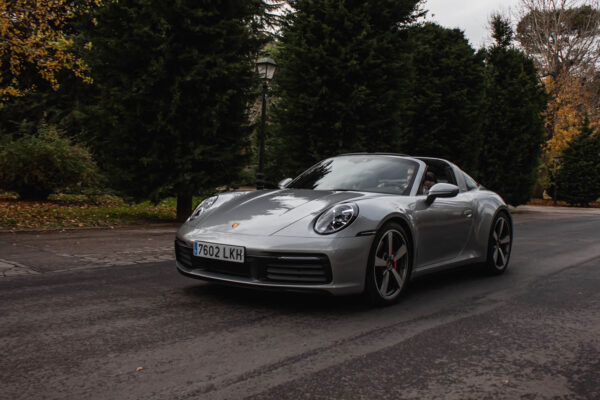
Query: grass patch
[{"left": 0, "top": 192, "right": 205, "bottom": 231}]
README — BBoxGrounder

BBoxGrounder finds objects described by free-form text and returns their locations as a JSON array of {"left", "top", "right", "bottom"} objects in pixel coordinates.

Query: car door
[{"left": 412, "top": 165, "right": 474, "bottom": 267}]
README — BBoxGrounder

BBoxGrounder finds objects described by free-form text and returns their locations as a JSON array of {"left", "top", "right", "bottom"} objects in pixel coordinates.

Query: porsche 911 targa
[{"left": 175, "top": 153, "right": 512, "bottom": 305}]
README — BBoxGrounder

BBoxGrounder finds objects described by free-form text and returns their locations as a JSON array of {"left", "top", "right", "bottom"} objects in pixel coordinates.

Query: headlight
[
  {"left": 314, "top": 203, "right": 358, "bottom": 234},
  {"left": 188, "top": 195, "right": 218, "bottom": 221}
]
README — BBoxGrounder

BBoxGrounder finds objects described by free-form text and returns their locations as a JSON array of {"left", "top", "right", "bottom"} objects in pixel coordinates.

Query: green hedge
[
  {"left": 0, "top": 124, "right": 101, "bottom": 200},
  {"left": 555, "top": 119, "right": 600, "bottom": 206}
]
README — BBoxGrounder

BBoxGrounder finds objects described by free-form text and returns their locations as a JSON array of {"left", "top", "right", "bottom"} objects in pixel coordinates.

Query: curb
[
  {"left": 513, "top": 205, "right": 600, "bottom": 215},
  {"left": 0, "top": 222, "right": 181, "bottom": 235}
]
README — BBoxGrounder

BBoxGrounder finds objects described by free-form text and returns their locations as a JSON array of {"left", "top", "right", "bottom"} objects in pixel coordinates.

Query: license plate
[{"left": 193, "top": 241, "right": 245, "bottom": 263}]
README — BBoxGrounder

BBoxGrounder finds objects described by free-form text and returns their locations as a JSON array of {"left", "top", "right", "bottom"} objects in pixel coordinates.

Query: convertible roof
[{"left": 337, "top": 152, "right": 410, "bottom": 157}]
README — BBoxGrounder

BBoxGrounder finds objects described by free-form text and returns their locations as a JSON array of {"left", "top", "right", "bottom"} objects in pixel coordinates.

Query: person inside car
[{"left": 422, "top": 170, "right": 437, "bottom": 194}]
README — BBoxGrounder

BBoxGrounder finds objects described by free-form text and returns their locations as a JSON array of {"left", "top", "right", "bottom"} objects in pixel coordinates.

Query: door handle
[{"left": 464, "top": 209, "right": 473, "bottom": 218}]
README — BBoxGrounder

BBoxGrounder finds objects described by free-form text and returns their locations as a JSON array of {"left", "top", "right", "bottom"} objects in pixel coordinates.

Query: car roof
[{"left": 415, "top": 156, "right": 455, "bottom": 166}]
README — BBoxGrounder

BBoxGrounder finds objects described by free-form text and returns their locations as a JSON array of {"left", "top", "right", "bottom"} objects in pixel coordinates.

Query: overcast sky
[{"left": 424, "top": 0, "right": 522, "bottom": 47}]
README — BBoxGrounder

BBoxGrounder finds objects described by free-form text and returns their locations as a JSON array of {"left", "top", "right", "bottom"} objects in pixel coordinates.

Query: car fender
[{"left": 471, "top": 192, "right": 510, "bottom": 254}]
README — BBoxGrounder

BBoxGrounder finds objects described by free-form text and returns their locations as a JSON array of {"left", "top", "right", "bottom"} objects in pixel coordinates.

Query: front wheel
[
  {"left": 364, "top": 222, "right": 412, "bottom": 306},
  {"left": 485, "top": 211, "right": 512, "bottom": 275}
]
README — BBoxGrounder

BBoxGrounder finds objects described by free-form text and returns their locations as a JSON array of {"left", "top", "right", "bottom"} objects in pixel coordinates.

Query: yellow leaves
[
  {"left": 0, "top": 193, "right": 177, "bottom": 231},
  {"left": 542, "top": 72, "right": 598, "bottom": 163},
  {"left": 0, "top": 0, "right": 103, "bottom": 100}
]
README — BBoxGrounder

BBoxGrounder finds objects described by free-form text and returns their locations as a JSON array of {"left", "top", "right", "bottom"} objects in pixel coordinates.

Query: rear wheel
[
  {"left": 485, "top": 212, "right": 512, "bottom": 275},
  {"left": 365, "top": 222, "right": 412, "bottom": 306}
]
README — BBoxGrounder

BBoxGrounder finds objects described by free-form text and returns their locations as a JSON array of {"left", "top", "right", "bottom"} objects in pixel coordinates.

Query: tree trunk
[{"left": 176, "top": 193, "right": 193, "bottom": 222}]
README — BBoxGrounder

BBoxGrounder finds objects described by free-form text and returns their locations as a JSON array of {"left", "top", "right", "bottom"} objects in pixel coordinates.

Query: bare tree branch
[{"left": 516, "top": 0, "right": 600, "bottom": 78}]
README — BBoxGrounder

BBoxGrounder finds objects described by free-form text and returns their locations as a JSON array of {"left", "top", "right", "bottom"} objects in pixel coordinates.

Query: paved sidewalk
[{"left": 0, "top": 224, "right": 179, "bottom": 277}]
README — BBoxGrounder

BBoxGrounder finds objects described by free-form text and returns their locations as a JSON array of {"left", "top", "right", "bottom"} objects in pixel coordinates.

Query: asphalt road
[{"left": 2, "top": 210, "right": 600, "bottom": 399}]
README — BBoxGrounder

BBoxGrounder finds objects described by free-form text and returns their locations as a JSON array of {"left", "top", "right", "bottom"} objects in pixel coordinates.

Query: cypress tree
[
  {"left": 271, "top": 0, "right": 421, "bottom": 178},
  {"left": 555, "top": 117, "right": 600, "bottom": 206},
  {"left": 79, "top": 0, "right": 266, "bottom": 219},
  {"left": 479, "top": 15, "right": 547, "bottom": 206},
  {"left": 401, "top": 23, "right": 485, "bottom": 175}
]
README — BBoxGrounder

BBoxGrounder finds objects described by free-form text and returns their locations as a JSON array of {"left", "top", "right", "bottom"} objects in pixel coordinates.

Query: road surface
[{"left": 1, "top": 208, "right": 600, "bottom": 399}]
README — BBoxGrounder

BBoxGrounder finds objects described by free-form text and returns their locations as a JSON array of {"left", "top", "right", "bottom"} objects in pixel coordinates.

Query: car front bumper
[{"left": 175, "top": 232, "right": 373, "bottom": 296}]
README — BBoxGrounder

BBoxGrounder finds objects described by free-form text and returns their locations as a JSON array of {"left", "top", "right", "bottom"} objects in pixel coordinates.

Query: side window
[
  {"left": 463, "top": 172, "right": 478, "bottom": 191},
  {"left": 418, "top": 163, "right": 457, "bottom": 194},
  {"left": 441, "top": 166, "right": 457, "bottom": 185}
]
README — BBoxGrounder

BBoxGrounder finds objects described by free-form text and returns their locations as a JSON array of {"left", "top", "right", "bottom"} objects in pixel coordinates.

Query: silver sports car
[{"left": 175, "top": 153, "right": 512, "bottom": 305}]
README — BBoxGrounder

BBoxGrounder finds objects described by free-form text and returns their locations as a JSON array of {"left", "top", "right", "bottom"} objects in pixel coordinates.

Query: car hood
[{"left": 182, "top": 189, "right": 375, "bottom": 236}]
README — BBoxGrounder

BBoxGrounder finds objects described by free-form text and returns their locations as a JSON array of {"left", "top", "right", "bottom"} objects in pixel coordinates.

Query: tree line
[
  {"left": 0, "top": 0, "right": 597, "bottom": 218},
  {"left": 270, "top": 2, "right": 547, "bottom": 209}
]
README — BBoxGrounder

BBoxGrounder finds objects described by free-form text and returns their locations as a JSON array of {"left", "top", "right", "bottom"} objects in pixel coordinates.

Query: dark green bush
[
  {"left": 0, "top": 124, "right": 101, "bottom": 200},
  {"left": 478, "top": 15, "right": 547, "bottom": 206},
  {"left": 555, "top": 119, "right": 600, "bottom": 206}
]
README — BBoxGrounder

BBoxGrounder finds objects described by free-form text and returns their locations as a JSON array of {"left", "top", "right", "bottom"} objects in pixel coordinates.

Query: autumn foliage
[
  {"left": 0, "top": 0, "right": 101, "bottom": 100},
  {"left": 516, "top": 0, "right": 600, "bottom": 195},
  {"left": 0, "top": 193, "right": 177, "bottom": 230},
  {"left": 536, "top": 69, "right": 600, "bottom": 193},
  {"left": 542, "top": 73, "right": 593, "bottom": 162}
]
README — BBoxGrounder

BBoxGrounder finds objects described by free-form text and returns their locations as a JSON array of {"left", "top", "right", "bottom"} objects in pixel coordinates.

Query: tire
[
  {"left": 484, "top": 211, "right": 513, "bottom": 275},
  {"left": 364, "top": 222, "right": 412, "bottom": 306}
]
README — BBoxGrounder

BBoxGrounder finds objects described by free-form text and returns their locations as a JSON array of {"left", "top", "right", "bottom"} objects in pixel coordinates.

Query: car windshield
[{"left": 288, "top": 155, "right": 419, "bottom": 195}]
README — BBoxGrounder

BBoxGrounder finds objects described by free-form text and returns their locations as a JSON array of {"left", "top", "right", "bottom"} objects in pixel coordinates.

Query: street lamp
[
  {"left": 255, "top": 56, "right": 277, "bottom": 190},
  {"left": 553, "top": 156, "right": 561, "bottom": 206}
]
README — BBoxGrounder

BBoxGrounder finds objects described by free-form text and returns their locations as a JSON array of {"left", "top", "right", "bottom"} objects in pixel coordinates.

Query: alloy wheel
[
  {"left": 373, "top": 229, "right": 409, "bottom": 300},
  {"left": 491, "top": 216, "right": 511, "bottom": 269}
]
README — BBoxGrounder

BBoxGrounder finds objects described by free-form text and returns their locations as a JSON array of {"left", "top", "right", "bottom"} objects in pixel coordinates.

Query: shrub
[
  {"left": 0, "top": 124, "right": 101, "bottom": 200},
  {"left": 555, "top": 119, "right": 600, "bottom": 206}
]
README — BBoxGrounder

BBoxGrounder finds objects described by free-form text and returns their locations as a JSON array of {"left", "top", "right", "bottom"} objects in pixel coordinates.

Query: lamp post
[
  {"left": 255, "top": 56, "right": 277, "bottom": 190},
  {"left": 553, "top": 156, "right": 561, "bottom": 206}
]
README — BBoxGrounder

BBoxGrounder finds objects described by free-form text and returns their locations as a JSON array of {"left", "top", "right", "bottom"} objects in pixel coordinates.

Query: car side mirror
[
  {"left": 278, "top": 178, "right": 293, "bottom": 189},
  {"left": 426, "top": 183, "right": 459, "bottom": 204}
]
